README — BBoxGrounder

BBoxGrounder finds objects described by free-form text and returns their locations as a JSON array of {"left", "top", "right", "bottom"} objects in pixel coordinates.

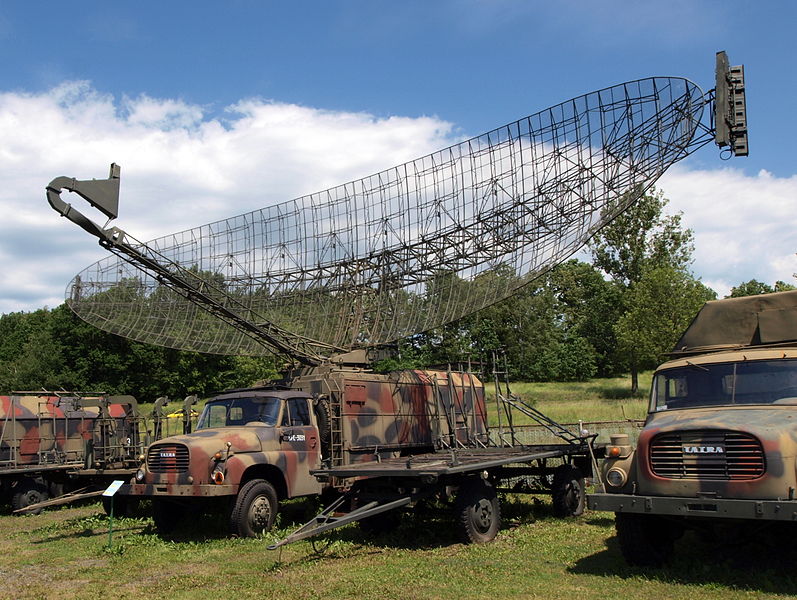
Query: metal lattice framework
[{"left": 66, "top": 77, "right": 711, "bottom": 360}]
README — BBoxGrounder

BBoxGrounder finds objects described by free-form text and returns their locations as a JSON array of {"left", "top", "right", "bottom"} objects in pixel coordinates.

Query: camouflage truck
[
  {"left": 588, "top": 290, "right": 797, "bottom": 565},
  {"left": 0, "top": 392, "right": 145, "bottom": 512},
  {"left": 123, "top": 360, "right": 596, "bottom": 542},
  {"left": 124, "top": 364, "right": 489, "bottom": 537}
]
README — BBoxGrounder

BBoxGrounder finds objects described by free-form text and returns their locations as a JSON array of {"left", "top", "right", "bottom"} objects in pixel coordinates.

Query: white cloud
[
  {"left": 658, "top": 165, "right": 797, "bottom": 297},
  {"left": 1, "top": 81, "right": 795, "bottom": 315},
  {"left": 0, "top": 82, "right": 456, "bottom": 313}
]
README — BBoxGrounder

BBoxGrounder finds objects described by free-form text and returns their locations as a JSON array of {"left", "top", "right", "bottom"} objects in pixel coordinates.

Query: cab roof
[
  {"left": 673, "top": 290, "right": 797, "bottom": 356},
  {"left": 214, "top": 388, "right": 312, "bottom": 400}
]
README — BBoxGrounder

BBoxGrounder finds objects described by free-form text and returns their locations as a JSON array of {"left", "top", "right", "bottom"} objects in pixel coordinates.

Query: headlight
[
  {"left": 606, "top": 467, "right": 627, "bottom": 487},
  {"left": 135, "top": 467, "right": 146, "bottom": 482},
  {"left": 212, "top": 466, "right": 225, "bottom": 484}
]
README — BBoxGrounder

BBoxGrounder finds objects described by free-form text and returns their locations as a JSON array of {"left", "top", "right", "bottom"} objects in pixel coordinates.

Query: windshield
[
  {"left": 196, "top": 396, "right": 282, "bottom": 429},
  {"left": 651, "top": 359, "right": 797, "bottom": 411}
]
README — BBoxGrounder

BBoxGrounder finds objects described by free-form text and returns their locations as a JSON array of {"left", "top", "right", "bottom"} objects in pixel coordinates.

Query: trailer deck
[
  {"left": 270, "top": 440, "right": 600, "bottom": 549},
  {"left": 312, "top": 443, "right": 590, "bottom": 480}
]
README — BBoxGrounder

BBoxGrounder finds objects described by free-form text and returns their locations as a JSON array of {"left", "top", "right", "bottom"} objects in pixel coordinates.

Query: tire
[
  {"left": 614, "top": 512, "right": 674, "bottom": 566},
  {"left": 229, "top": 479, "right": 278, "bottom": 538},
  {"left": 11, "top": 479, "right": 49, "bottom": 514},
  {"left": 152, "top": 499, "right": 184, "bottom": 534},
  {"left": 313, "top": 398, "right": 332, "bottom": 460},
  {"left": 454, "top": 479, "right": 501, "bottom": 544},
  {"left": 551, "top": 464, "right": 585, "bottom": 517}
]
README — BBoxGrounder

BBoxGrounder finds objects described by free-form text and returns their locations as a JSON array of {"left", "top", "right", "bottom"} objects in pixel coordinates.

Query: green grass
[
  {"left": 1, "top": 495, "right": 795, "bottom": 599},
  {"left": 486, "top": 373, "right": 651, "bottom": 425},
  {"left": 10, "top": 375, "right": 793, "bottom": 599}
]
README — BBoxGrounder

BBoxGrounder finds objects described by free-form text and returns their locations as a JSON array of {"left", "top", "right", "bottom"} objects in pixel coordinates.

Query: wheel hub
[
  {"left": 249, "top": 495, "right": 272, "bottom": 529},
  {"left": 474, "top": 499, "right": 493, "bottom": 531}
]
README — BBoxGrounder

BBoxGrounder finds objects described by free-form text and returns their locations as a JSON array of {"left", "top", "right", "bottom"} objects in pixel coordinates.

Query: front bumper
[
  {"left": 588, "top": 492, "right": 797, "bottom": 521},
  {"left": 120, "top": 482, "right": 237, "bottom": 497}
]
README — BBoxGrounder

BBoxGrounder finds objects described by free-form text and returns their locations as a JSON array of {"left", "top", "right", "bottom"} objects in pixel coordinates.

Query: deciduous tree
[{"left": 589, "top": 188, "right": 711, "bottom": 391}]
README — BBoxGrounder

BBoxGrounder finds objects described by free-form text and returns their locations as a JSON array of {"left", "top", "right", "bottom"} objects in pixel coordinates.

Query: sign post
[{"left": 103, "top": 480, "right": 125, "bottom": 549}]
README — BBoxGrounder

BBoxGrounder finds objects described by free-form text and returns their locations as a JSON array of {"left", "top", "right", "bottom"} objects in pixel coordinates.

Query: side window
[{"left": 282, "top": 398, "right": 311, "bottom": 427}]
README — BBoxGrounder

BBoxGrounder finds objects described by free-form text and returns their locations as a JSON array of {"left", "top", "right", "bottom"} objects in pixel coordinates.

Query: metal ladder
[{"left": 323, "top": 378, "right": 345, "bottom": 467}]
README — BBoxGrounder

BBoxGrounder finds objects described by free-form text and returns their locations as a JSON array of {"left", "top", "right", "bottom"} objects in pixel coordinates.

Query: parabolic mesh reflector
[{"left": 67, "top": 77, "right": 710, "bottom": 358}]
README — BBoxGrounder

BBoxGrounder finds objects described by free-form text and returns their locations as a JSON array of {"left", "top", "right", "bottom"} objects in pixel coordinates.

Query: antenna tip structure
[{"left": 714, "top": 51, "right": 748, "bottom": 157}]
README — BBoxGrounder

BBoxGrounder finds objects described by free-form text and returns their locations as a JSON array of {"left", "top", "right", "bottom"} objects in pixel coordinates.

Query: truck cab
[
  {"left": 588, "top": 290, "right": 797, "bottom": 565},
  {"left": 126, "top": 388, "right": 324, "bottom": 536}
]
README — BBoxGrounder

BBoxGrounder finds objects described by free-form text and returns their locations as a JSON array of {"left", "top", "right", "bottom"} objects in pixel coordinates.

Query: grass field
[
  {"left": 2, "top": 496, "right": 796, "bottom": 599},
  {"left": 2, "top": 375, "right": 796, "bottom": 599},
  {"left": 487, "top": 373, "right": 651, "bottom": 424}
]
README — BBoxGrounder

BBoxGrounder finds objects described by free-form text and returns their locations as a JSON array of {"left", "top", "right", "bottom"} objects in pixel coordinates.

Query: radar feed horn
[{"left": 714, "top": 51, "right": 749, "bottom": 157}]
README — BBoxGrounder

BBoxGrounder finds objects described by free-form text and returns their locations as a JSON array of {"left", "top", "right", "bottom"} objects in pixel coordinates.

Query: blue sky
[{"left": 0, "top": 1, "right": 795, "bottom": 312}]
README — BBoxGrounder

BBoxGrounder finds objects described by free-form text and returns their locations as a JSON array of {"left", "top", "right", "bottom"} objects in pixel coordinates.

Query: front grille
[
  {"left": 649, "top": 430, "right": 765, "bottom": 480},
  {"left": 147, "top": 443, "right": 190, "bottom": 473}
]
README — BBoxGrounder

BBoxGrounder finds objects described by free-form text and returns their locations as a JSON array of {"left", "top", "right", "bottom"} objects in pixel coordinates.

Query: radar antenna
[{"left": 46, "top": 55, "right": 747, "bottom": 365}]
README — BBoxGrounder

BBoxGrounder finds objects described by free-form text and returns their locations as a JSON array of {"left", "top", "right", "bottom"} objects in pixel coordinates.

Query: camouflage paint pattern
[
  {"left": 127, "top": 389, "right": 323, "bottom": 500},
  {"left": 126, "top": 369, "right": 486, "bottom": 502},
  {"left": 290, "top": 368, "right": 487, "bottom": 463},
  {"left": 600, "top": 348, "right": 797, "bottom": 503},
  {"left": 0, "top": 394, "right": 141, "bottom": 470}
]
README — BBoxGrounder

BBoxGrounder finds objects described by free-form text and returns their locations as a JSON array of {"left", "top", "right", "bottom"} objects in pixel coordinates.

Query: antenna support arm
[{"left": 45, "top": 164, "right": 332, "bottom": 367}]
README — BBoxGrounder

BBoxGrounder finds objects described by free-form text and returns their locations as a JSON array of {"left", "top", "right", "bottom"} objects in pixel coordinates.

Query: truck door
[{"left": 278, "top": 397, "right": 322, "bottom": 497}]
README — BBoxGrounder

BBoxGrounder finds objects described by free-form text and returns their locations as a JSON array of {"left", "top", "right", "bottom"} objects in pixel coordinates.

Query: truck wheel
[
  {"left": 614, "top": 512, "right": 674, "bottom": 566},
  {"left": 551, "top": 464, "right": 585, "bottom": 517},
  {"left": 229, "top": 479, "right": 278, "bottom": 538},
  {"left": 455, "top": 479, "right": 501, "bottom": 544},
  {"left": 11, "top": 479, "right": 49, "bottom": 514},
  {"left": 152, "top": 499, "right": 184, "bottom": 534}
]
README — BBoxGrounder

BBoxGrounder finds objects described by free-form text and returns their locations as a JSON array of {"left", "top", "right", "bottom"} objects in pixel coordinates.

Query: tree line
[{"left": 0, "top": 189, "right": 792, "bottom": 398}]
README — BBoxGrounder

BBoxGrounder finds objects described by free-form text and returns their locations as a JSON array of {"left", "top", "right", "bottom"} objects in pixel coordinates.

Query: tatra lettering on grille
[
  {"left": 649, "top": 431, "right": 765, "bottom": 480},
  {"left": 147, "top": 443, "right": 189, "bottom": 473}
]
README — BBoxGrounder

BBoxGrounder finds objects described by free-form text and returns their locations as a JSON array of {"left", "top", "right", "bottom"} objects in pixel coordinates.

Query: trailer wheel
[
  {"left": 614, "top": 512, "right": 674, "bottom": 566},
  {"left": 229, "top": 479, "right": 278, "bottom": 538},
  {"left": 11, "top": 479, "right": 49, "bottom": 514},
  {"left": 455, "top": 479, "right": 501, "bottom": 544},
  {"left": 551, "top": 464, "right": 585, "bottom": 517},
  {"left": 152, "top": 499, "right": 184, "bottom": 534}
]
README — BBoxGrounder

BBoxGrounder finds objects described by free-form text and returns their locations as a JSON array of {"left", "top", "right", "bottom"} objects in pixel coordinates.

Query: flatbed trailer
[
  {"left": 271, "top": 439, "right": 601, "bottom": 548},
  {"left": 314, "top": 444, "right": 582, "bottom": 478}
]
